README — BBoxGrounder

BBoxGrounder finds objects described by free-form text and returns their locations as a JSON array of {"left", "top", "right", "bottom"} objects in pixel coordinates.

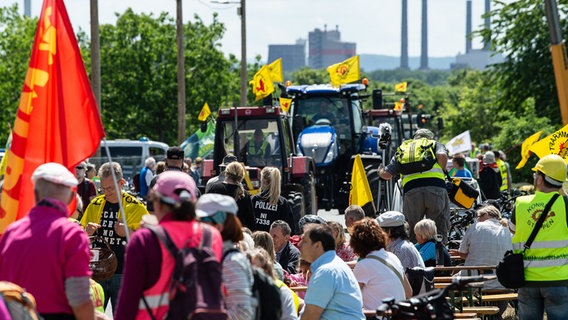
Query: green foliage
[
  {"left": 367, "top": 69, "right": 451, "bottom": 86},
  {"left": 97, "top": 10, "right": 237, "bottom": 145},
  {"left": 478, "top": 0, "right": 568, "bottom": 122},
  {"left": 492, "top": 102, "right": 551, "bottom": 184},
  {"left": 291, "top": 68, "right": 328, "bottom": 85},
  {"left": 0, "top": 5, "right": 36, "bottom": 140}
]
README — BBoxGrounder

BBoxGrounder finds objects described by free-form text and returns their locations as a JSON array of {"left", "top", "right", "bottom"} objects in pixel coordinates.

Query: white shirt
[{"left": 353, "top": 249, "right": 406, "bottom": 310}]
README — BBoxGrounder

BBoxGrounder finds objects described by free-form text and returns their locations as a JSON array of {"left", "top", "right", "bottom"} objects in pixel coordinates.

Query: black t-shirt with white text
[{"left": 97, "top": 201, "right": 126, "bottom": 273}]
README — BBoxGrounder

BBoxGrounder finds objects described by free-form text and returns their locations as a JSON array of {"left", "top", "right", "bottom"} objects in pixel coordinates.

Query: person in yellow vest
[
  {"left": 378, "top": 129, "right": 450, "bottom": 244},
  {"left": 89, "top": 279, "right": 105, "bottom": 314},
  {"left": 494, "top": 150, "right": 511, "bottom": 194},
  {"left": 509, "top": 154, "right": 568, "bottom": 320},
  {"left": 469, "top": 143, "right": 480, "bottom": 159},
  {"left": 241, "top": 129, "right": 272, "bottom": 166}
]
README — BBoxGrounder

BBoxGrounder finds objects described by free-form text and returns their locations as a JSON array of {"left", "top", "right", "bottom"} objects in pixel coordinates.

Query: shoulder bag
[{"left": 496, "top": 193, "right": 559, "bottom": 289}]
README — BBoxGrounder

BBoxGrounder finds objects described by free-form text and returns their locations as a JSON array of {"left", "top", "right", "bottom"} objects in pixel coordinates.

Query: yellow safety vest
[
  {"left": 401, "top": 162, "right": 446, "bottom": 189},
  {"left": 248, "top": 140, "right": 269, "bottom": 157},
  {"left": 496, "top": 159, "right": 508, "bottom": 192},
  {"left": 512, "top": 192, "right": 568, "bottom": 284}
]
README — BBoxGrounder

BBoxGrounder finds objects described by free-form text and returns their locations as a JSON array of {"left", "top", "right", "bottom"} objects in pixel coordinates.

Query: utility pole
[
  {"left": 90, "top": 0, "right": 101, "bottom": 112},
  {"left": 239, "top": 0, "right": 247, "bottom": 107},
  {"left": 176, "top": 0, "right": 187, "bottom": 145}
]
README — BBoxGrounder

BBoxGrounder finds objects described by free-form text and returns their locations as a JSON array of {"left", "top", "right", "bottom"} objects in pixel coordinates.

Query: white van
[{"left": 90, "top": 138, "right": 169, "bottom": 180}]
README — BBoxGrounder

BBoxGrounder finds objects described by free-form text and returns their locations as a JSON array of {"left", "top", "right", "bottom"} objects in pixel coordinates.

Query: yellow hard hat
[{"left": 532, "top": 154, "right": 567, "bottom": 184}]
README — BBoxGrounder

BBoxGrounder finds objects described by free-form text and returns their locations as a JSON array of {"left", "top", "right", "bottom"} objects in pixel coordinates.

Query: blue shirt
[
  {"left": 453, "top": 168, "right": 473, "bottom": 178},
  {"left": 303, "top": 251, "right": 364, "bottom": 320}
]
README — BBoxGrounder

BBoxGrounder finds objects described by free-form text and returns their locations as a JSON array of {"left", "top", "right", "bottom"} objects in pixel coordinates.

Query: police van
[{"left": 90, "top": 138, "right": 169, "bottom": 181}]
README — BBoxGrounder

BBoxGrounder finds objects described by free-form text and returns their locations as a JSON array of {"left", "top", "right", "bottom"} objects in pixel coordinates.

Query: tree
[
  {"left": 0, "top": 5, "right": 37, "bottom": 140},
  {"left": 97, "top": 9, "right": 238, "bottom": 145},
  {"left": 479, "top": 0, "right": 568, "bottom": 122}
]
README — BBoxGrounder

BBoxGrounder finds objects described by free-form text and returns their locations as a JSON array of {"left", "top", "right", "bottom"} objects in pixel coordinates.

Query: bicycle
[{"left": 375, "top": 275, "right": 488, "bottom": 320}]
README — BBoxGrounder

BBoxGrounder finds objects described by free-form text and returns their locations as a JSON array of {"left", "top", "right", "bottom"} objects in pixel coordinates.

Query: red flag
[{"left": 0, "top": 0, "right": 105, "bottom": 233}]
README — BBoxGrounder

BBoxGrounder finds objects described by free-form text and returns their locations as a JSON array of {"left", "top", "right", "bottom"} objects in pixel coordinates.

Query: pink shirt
[{"left": 0, "top": 198, "right": 91, "bottom": 315}]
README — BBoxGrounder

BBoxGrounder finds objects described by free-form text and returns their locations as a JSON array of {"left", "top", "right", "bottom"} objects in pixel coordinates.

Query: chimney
[
  {"left": 24, "top": 0, "right": 31, "bottom": 17},
  {"left": 484, "top": 0, "right": 491, "bottom": 50},
  {"left": 466, "top": 0, "right": 472, "bottom": 53},
  {"left": 400, "top": 0, "right": 409, "bottom": 69},
  {"left": 420, "top": 0, "right": 428, "bottom": 70}
]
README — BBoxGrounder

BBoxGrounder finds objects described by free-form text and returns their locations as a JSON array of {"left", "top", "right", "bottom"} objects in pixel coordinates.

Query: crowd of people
[{"left": 0, "top": 136, "right": 566, "bottom": 320}]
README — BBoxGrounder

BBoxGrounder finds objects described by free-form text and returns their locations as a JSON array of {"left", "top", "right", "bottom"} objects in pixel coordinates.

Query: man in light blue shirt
[{"left": 300, "top": 224, "right": 364, "bottom": 320}]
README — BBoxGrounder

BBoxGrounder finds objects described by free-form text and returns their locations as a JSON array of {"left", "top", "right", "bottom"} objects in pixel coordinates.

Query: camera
[{"left": 378, "top": 123, "right": 392, "bottom": 149}]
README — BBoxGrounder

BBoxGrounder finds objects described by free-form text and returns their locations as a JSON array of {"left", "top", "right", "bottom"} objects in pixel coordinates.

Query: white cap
[
  {"left": 32, "top": 162, "right": 78, "bottom": 187},
  {"left": 196, "top": 193, "right": 238, "bottom": 218},
  {"left": 377, "top": 211, "right": 406, "bottom": 227}
]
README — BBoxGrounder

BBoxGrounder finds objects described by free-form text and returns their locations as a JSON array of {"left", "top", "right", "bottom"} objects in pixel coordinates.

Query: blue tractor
[{"left": 286, "top": 82, "right": 385, "bottom": 214}]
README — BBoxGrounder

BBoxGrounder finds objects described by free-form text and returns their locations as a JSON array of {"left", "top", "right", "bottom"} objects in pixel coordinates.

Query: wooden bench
[
  {"left": 453, "top": 312, "right": 479, "bottom": 318},
  {"left": 461, "top": 306, "right": 500, "bottom": 315},
  {"left": 481, "top": 292, "right": 518, "bottom": 303}
]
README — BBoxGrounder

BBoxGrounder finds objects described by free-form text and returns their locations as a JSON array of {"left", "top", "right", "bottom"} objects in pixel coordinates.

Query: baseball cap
[
  {"left": 483, "top": 151, "right": 495, "bottom": 165},
  {"left": 166, "top": 146, "right": 185, "bottom": 160},
  {"left": 377, "top": 211, "right": 406, "bottom": 227},
  {"left": 153, "top": 171, "right": 197, "bottom": 205},
  {"left": 195, "top": 193, "right": 238, "bottom": 218},
  {"left": 32, "top": 162, "right": 78, "bottom": 187}
]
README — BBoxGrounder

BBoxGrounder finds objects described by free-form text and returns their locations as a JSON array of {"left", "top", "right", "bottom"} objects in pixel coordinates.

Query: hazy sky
[{"left": 3, "top": 0, "right": 496, "bottom": 60}]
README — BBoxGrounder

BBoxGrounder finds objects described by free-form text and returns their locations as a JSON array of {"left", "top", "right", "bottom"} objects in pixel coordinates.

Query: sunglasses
[{"left": 76, "top": 166, "right": 85, "bottom": 170}]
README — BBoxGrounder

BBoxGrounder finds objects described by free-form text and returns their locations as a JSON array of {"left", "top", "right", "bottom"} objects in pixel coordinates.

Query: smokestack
[
  {"left": 484, "top": 0, "right": 491, "bottom": 50},
  {"left": 466, "top": 0, "right": 472, "bottom": 53},
  {"left": 24, "top": 0, "right": 31, "bottom": 17},
  {"left": 420, "top": 0, "right": 428, "bottom": 70},
  {"left": 400, "top": 0, "right": 409, "bottom": 69}
]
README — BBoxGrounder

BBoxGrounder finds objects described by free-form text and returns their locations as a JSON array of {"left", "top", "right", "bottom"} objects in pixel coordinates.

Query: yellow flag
[
  {"left": 279, "top": 97, "right": 292, "bottom": 113},
  {"left": 349, "top": 154, "right": 376, "bottom": 216},
  {"left": 198, "top": 102, "right": 211, "bottom": 121},
  {"left": 395, "top": 81, "right": 407, "bottom": 92},
  {"left": 394, "top": 101, "right": 403, "bottom": 111},
  {"left": 0, "top": 131, "right": 12, "bottom": 177},
  {"left": 529, "top": 124, "right": 568, "bottom": 163},
  {"left": 327, "top": 55, "right": 360, "bottom": 87},
  {"left": 251, "top": 65, "right": 275, "bottom": 101},
  {"left": 516, "top": 131, "right": 543, "bottom": 169},
  {"left": 268, "top": 58, "right": 283, "bottom": 83}
]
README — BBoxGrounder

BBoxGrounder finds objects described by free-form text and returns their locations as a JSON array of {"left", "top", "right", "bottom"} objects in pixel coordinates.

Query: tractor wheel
[
  {"left": 287, "top": 191, "right": 305, "bottom": 235},
  {"left": 300, "top": 173, "right": 317, "bottom": 216},
  {"left": 365, "top": 164, "right": 380, "bottom": 202}
]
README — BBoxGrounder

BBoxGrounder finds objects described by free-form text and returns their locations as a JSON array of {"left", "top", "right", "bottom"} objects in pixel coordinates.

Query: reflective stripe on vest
[
  {"left": 248, "top": 141, "right": 269, "bottom": 156},
  {"left": 512, "top": 192, "right": 568, "bottom": 282},
  {"left": 401, "top": 163, "right": 445, "bottom": 188},
  {"left": 136, "top": 222, "right": 202, "bottom": 319},
  {"left": 497, "top": 159, "right": 508, "bottom": 191}
]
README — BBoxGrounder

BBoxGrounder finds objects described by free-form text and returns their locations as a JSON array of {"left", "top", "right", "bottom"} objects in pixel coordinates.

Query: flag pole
[{"left": 101, "top": 138, "right": 130, "bottom": 242}]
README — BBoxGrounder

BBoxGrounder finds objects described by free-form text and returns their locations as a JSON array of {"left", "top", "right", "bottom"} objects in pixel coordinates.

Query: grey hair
[
  {"left": 98, "top": 162, "right": 123, "bottom": 180},
  {"left": 477, "top": 205, "right": 501, "bottom": 220},
  {"left": 145, "top": 157, "right": 156, "bottom": 168},
  {"left": 413, "top": 129, "right": 434, "bottom": 140},
  {"left": 270, "top": 220, "right": 291, "bottom": 236},
  {"left": 414, "top": 218, "right": 437, "bottom": 240}
]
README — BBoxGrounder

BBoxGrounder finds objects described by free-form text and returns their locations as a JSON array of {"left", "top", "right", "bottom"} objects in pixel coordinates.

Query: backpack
[
  {"left": 405, "top": 266, "right": 435, "bottom": 296},
  {"left": 396, "top": 138, "right": 437, "bottom": 175},
  {"left": 0, "top": 281, "right": 41, "bottom": 320},
  {"left": 144, "top": 224, "right": 227, "bottom": 320},
  {"left": 223, "top": 249, "right": 282, "bottom": 320}
]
